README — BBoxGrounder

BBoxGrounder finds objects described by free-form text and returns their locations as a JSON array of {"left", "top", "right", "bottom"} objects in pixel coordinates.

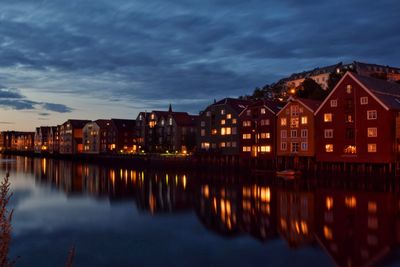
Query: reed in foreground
[{"left": 0, "top": 173, "right": 14, "bottom": 267}]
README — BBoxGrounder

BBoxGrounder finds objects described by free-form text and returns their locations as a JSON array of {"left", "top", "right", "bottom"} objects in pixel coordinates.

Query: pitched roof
[
  {"left": 297, "top": 98, "right": 322, "bottom": 112},
  {"left": 171, "top": 113, "right": 198, "bottom": 126},
  {"left": 111, "top": 119, "right": 136, "bottom": 130},
  {"left": 65, "top": 119, "right": 91, "bottom": 128},
  {"left": 94, "top": 119, "right": 112, "bottom": 128},
  {"left": 211, "top": 98, "right": 253, "bottom": 114},
  {"left": 248, "top": 99, "right": 284, "bottom": 114}
]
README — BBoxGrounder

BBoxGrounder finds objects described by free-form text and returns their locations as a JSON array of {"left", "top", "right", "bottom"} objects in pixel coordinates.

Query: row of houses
[
  {"left": 2, "top": 71, "right": 400, "bottom": 168},
  {"left": 198, "top": 72, "right": 400, "bottom": 167},
  {"left": 0, "top": 106, "right": 198, "bottom": 155}
]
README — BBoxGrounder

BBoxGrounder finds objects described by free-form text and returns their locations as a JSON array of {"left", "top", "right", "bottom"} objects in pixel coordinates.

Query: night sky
[{"left": 0, "top": 0, "right": 399, "bottom": 130}]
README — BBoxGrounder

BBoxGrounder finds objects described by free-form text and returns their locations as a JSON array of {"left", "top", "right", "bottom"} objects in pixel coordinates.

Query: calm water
[{"left": 2, "top": 155, "right": 400, "bottom": 267}]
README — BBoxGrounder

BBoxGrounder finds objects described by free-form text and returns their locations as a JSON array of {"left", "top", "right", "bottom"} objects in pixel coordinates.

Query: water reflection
[{"left": 1, "top": 156, "right": 400, "bottom": 267}]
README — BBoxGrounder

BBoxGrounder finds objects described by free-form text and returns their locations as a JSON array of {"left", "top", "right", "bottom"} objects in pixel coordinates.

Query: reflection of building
[
  {"left": 315, "top": 72, "right": 400, "bottom": 164},
  {"left": 59, "top": 119, "right": 90, "bottom": 154},
  {"left": 277, "top": 189, "right": 314, "bottom": 248},
  {"left": 315, "top": 189, "right": 397, "bottom": 267}
]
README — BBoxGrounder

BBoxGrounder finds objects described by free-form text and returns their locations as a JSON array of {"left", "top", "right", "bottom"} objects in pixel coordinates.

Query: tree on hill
[
  {"left": 295, "top": 78, "right": 327, "bottom": 100},
  {"left": 327, "top": 72, "right": 344, "bottom": 91}
]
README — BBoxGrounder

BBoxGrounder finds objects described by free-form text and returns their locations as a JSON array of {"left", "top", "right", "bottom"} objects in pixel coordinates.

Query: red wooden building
[{"left": 315, "top": 72, "right": 400, "bottom": 165}]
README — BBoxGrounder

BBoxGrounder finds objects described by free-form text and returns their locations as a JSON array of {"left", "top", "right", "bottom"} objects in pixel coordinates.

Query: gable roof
[
  {"left": 245, "top": 99, "right": 284, "bottom": 115},
  {"left": 171, "top": 113, "right": 198, "bottom": 126},
  {"left": 111, "top": 119, "right": 136, "bottom": 130},
  {"left": 315, "top": 71, "right": 400, "bottom": 114},
  {"left": 94, "top": 119, "right": 112, "bottom": 129},
  {"left": 64, "top": 119, "right": 91, "bottom": 128},
  {"left": 277, "top": 97, "right": 322, "bottom": 116},
  {"left": 209, "top": 98, "right": 253, "bottom": 114}
]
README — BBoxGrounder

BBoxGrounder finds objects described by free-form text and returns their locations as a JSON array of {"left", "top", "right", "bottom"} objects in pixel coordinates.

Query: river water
[{"left": 1, "top": 155, "right": 400, "bottom": 267}]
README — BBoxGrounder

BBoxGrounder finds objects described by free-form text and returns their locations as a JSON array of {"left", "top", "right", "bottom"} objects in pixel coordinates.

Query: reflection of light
[
  {"left": 280, "top": 218, "right": 287, "bottom": 230},
  {"left": 131, "top": 171, "right": 137, "bottom": 184},
  {"left": 110, "top": 170, "right": 115, "bottom": 185},
  {"left": 345, "top": 196, "right": 357, "bottom": 208},
  {"left": 326, "top": 197, "right": 333, "bottom": 210},
  {"left": 301, "top": 221, "right": 308, "bottom": 234},
  {"left": 202, "top": 185, "right": 209, "bottom": 199},
  {"left": 41, "top": 158, "right": 47, "bottom": 175},
  {"left": 213, "top": 197, "right": 217, "bottom": 212},
  {"left": 165, "top": 174, "right": 169, "bottom": 185},
  {"left": 182, "top": 175, "right": 187, "bottom": 190},
  {"left": 149, "top": 193, "right": 156, "bottom": 214},
  {"left": 324, "top": 225, "right": 333, "bottom": 240}
]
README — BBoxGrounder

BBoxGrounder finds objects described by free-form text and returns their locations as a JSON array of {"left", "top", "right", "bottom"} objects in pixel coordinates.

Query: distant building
[
  {"left": 82, "top": 119, "right": 112, "bottom": 154},
  {"left": 197, "top": 98, "right": 252, "bottom": 161},
  {"left": 107, "top": 119, "right": 137, "bottom": 153},
  {"left": 59, "top": 119, "right": 91, "bottom": 154},
  {"left": 48, "top": 126, "right": 60, "bottom": 154},
  {"left": 239, "top": 99, "right": 283, "bottom": 163},
  {"left": 0, "top": 131, "right": 34, "bottom": 152},
  {"left": 34, "top": 126, "right": 51, "bottom": 153},
  {"left": 136, "top": 111, "right": 151, "bottom": 152},
  {"left": 315, "top": 71, "right": 400, "bottom": 164}
]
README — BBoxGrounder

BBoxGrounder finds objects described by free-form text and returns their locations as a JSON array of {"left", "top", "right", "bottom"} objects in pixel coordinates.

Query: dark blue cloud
[
  {"left": 41, "top": 103, "right": 72, "bottom": 113},
  {"left": 0, "top": 0, "right": 399, "bottom": 115}
]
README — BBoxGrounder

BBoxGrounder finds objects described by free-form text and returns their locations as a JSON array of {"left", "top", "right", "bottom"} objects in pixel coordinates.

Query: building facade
[
  {"left": 59, "top": 120, "right": 90, "bottom": 154},
  {"left": 83, "top": 120, "right": 112, "bottom": 154}
]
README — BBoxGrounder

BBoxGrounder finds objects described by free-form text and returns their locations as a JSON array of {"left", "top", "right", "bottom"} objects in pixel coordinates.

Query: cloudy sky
[{"left": 0, "top": 0, "right": 399, "bottom": 131}]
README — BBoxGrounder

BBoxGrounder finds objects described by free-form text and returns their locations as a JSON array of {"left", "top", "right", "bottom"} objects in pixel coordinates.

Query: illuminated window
[
  {"left": 150, "top": 114, "right": 155, "bottom": 119},
  {"left": 243, "top": 121, "right": 251, "bottom": 127},
  {"left": 301, "top": 129, "right": 308, "bottom": 138},
  {"left": 220, "top": 142, "right": 226, "bottom": 148},
  {"left": 344, "top": 145, "right": 357, "bottom": 154},
  {"left": 368, "top": 144, "right": 377, "bottom": 152},
  {"left": 367, "top": 127, "right": 377, "bottom": 137},
  {"left": 242, "top": 146, "right": 251, "bottom": 152},
  {"left": 324, "top": 129, "right": 333, "bottom": 138},
  {"left": 280, "top": 118, "right": 287, "bottom": 126},
  {"left": 201, "top": 142, "right": 210, "bottom": 149},
  {"left": 291, "top": 118, "right": 299, "bottom": 128},
  {"left": 345, "top": 196, "right": 357, "bottom": 208},
  {"left": 281, "top": 130, "right": 287, "bottom": 138},
  {"left": 221, "top": 128, "right": 226, "bottom": 135},
  {"left": 324, "top": 113, "right": 332, "bottom": 122},
  {"left": 221, "top": 109, "right": 225, "bottom": 115},
  {"left": 281, "top": 142, "right": 287, "bottom": 150},
  {"left": 169, "top": 118, "right": 173, "bottom": 125},
  {"left": 260, "top": 146, "right": 271, "bottom": 152},
  {"left": 301, "top": 116, "right": 308, "bottom": 124},
  {"left": 225, "top": 127, "right": 232, "bottom": 135},
  {"left": 330, "top": 100, "right": 337, "bottom": 107},
  {"left": 211, "top": 129, "right": 217, "bottom": 135},
  {"left": 221, "top": 119, "right": 226, "bottom": 125},
  {"left": 200, "top": 129, "right": 205, "bottom": 136},
  {"left": 260, "top": 132, "right": 270, "bottom": 139},
  {"left": 360, "top": 96, "right": 368, "bottom": 105},
  {"left": 326, "top": 197, "right": 333, "bottom": 210},
  {"left": 260, "top": 108, "right": 266, "bottom": 114},
  {"left": 301, "top": 142, "right": 308, "bottom": 151},
  {"left": 242, "top": 133, "right": 251, "bottom": 139},
  {"left": 367, "top": 110, "right": 377, "bottom": 120},
  {"left": 232, "top": 118, "right": 237, "bottom": 124},
  {"left": 325, "top": 144, "right": 334, "bottom": 152},
  {"left": 346, "top": 84, "right": 352, "bottom": 94},
  {"left": 290, "top": 130, "right": 297, "bottom": 138},
  {"left": 227, "top": 113, "right": 232, "bottom": 119}
]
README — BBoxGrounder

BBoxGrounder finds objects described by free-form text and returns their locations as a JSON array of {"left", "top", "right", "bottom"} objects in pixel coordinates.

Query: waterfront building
[
  {"left": 197, "top": 98, "right": 252, "bottom": 162},
  {"left": 107, "top": 119, "right": 137, "bottom": 153},
  {"left": 59, "top": 119, "right": 91, "bottom": 154},
  {"left": 276, "top": 97, "right": 321, "bottom": 168},
  {"left": 82, "top": 119, "right": 112, "bottom": 154},
  {"left": 315, "top": 72, "right": 400, "bottom": 164},
  {"left": 239, "top": 99, "right": 283, "bottom": 164},
  {"left": 34, "top": 126, "right": 51, "bottom": 153},
  {"left": 48, "top": 126, "right": 60, "bottom": 154},
  {"left": 136, "top": 111, "right": 151, "bottom": 152}
]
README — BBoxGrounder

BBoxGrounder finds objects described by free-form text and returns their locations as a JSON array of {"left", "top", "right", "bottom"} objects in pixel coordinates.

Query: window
[
  {"left": 346, "top": 84, "right": 352, "bottom": 94},
  {"left": 200, "top": 121, "right": 205, "bottom": 127},
  {"left": 226, "top": 142, "right": 231, "bottom": 147},
  {"left": 260, "top": 108, "right": 266, "bottom": 114},
  {"left": 301, "top": 116, "right": 308, "bottom": 125},
  {"left": 242, "top": 146, "right": 251, "bottom": 152},
  {"left": 291, "top": 142, "right": 299, "bottom": 152},
  {"left": 225, "top": 127, "right": 232, "bottom": 135},
  {"left": 221, "top": 128, "right": 226, "bottom": 135},
  {"left": 281, "top": 130, "right": 287, "bottom": 138},
  {"left": 330, "top": 100, "right": 337, "bottom": 107},
  {"left": 206, "top": 111, "right": 211, "bottom": 117},
  {"left": 221, "top": 119, "right": 226, "bottom": 125},
  {"left": 201, "top": 129, "right": 205, "bottom": 136},
  {"left": 291, "top": 130, "right": 297, "bottom": 138},
  {"left": 367, "top": 128, "right": 377, "bottom": 137},
  {"left": 201, "top": 142, "right": 210, "bottom": 149},
  {"left": 291, "top": 118, "right": 299, "bottom": 128},
  {"left": 245, "top": 109, "right": 251, "bottom": 116},
  {"left": 301, "top": 142, "right": 308, "bottom": 151},
  {"left": 169, "top": 118, "right": 173, "bottom": 125},
  {"left": 232, "top": 127, "right": 237, "bottom": 135},
  {"left": 211, "top": 129, "right": 217, "bottom": 135},
  {"left": 221, "top": 109, "right": 225, "bottom": 115},
  {"left": 324, "top": 113, "right": 332, "bottom": 122},
  {"left": 325, "top": 144, "right": 333, "bottom": 152},
  {"left": 345, "top": 114, "right": 353, "bottom": 123},
  {"left": 346, "top": 128, "right": 355, "bottom": 139},
  {"left": 232, "top": 118, "right": 237, "bottom": 124},
  {"left": 227, "top": 114, "right": 232, "bottom": 119},
  {"left": 260, "top": 132, "right": 270, "bottom": 139},
  {"left": 324, "top": 129, "right": 333, "bottom": 138},
  {"left": 281, "top": 142, "right": 287, "bottom": 151},
  {"left": 243, "top": 121, "right": 251, "bottom": 127},
  {"left": 281, "top": 118, "right": 287, "bottom": 126},
  {"left": 360, "top": 97, "right": 368, "bottom": 105},
  {"left": 260, "top": 146, "right": 271, "bottom": 152},
  {"left": 260, "top": 119, "right": 270, "bottom": 126},
  {"left": 242, "top": 133, "right": 251, "bottom": 139},
  {"left": 344, "top": 145, "right": 357, "bottom": 154},
  {"left": 367, "top": 110, "right": 377, "bottom": 120},
  {"left": 291, "top": 105, "right": 299, "bottom": 116},
  {"left": 368, "top": 144, "right": 377, "bottom": 152},
  {"left": 301, "top": 129, "right": 308, "bottom": 138},
  {"left": 232, "top": 142, "right": 237, "bottom": 148},
  {"left": 220, "top": 142, "right": 226, "bottom": 148}
]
